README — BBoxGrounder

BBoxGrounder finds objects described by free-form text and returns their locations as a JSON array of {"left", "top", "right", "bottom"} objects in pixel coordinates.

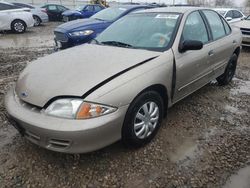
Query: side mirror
[
  {"left": 226, "top": 17, "right": 233, "bottom": 22},
  {"left": 179, "top": 40, "right": 203, "bottom": 53}
]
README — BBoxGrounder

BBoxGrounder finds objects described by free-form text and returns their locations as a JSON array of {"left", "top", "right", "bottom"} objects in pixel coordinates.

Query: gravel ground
[{"left": 0, "top": 22, "right": 249, "bottom": 188}]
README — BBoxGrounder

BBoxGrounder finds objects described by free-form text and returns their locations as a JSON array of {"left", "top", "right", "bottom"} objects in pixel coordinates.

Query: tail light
[{"left": 41, "top": 9, "right": 48, "bottom": 14}]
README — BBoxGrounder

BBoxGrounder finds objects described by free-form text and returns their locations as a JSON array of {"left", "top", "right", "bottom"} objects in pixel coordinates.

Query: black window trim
[{"left": 200, "top": 9, "right": 230, "bottom": 43}]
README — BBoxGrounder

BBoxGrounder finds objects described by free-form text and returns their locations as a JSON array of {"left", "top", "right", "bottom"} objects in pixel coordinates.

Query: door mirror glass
[
  {"left": 226, "top": 17, "right": 233, "bottom": 21},
  {"left": 179, "top": 40, "right": 203, "bottom": 53}
]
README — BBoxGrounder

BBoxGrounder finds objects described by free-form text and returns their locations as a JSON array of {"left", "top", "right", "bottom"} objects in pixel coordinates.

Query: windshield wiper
[
  {"left": 94, "top": 18, "right": 106, "bottom": 21},
  {"left": 101, "top": 41, "right": 134, "bottom": 48},
  {"left": 90, "top": 38, "right": 103, "bottom": 45}
]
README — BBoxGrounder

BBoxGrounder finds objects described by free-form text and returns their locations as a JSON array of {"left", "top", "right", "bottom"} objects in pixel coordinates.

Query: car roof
[
  {"left": 138, "top": 6, "right": 207, "bottom": 14},
  {"left": 213, "top": 8, "right": 235, "bottom": 12},
  {"left": 111, "top": 5, "right": 151, "bottom": 9},
  {"left": 43, "top": 4, "right": 66, "bottom": 6}
]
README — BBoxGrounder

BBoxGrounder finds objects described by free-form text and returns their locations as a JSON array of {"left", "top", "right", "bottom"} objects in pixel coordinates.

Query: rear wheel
[
  {"left": 122, "top": 91, "right": 164, "bottom": 148},
  {"left": 216, "top": 54, "right": 238, "bottom": 85},
  {"left": 33, "top": 15, "right": 41, "bottom": 26},
  {"left": 11, "top": 20, "right": 26, "bottom": 33}
]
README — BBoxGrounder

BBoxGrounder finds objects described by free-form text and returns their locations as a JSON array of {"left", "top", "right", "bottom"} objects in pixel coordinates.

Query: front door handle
[{"left": 208, "top": 50, "right": 214, "bottom": 57}]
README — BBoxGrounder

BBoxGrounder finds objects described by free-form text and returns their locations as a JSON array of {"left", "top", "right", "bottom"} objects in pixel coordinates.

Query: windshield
[
  {"left": 96, "top": 13, "right": 180, "bottom": 51},
  {"left": 91, "top": 7, "right": 127, "bottom": 21},
  {"left": 246, "top": 15, "right": 250, "bottom": 20}
]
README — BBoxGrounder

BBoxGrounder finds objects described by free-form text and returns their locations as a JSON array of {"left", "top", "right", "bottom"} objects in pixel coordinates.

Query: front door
[{"left": 173, "top": 11, "right": 213, "bottom": 102}]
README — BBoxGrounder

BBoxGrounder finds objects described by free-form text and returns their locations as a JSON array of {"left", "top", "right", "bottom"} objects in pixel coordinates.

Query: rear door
[
  {"left": 201, "top": 10, "right": 235, "bottom": 78},
  {"left": 173, "top": 11, "right": 213, "bottom": 102}
]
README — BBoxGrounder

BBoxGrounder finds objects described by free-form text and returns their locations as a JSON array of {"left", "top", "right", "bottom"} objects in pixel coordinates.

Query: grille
[
  {"left": 240, "top": 28, "right": 250, "bottom": 35},
  {"left": 49, "top": 139, "right": 71, "bottom": 149},
  {"left": 242, "top": 41, "right": 250, "bottom": 45},
  {"left": 54, "top": 31, "right": 68, "bottom": 42},
  {"left": 25, "top": 131, "right": 41, "bottom": 142}
]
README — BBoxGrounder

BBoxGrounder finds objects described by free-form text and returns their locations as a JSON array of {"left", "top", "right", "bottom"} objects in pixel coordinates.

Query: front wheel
[
  {"left": 216, "top": 54, "right": 238, "bottom": 85},
  {"left": 122, "top": 91, "right": 164, "bottom": 148},
  {"left": 11, "top": 20, "right": 26, "bottom": 33}
]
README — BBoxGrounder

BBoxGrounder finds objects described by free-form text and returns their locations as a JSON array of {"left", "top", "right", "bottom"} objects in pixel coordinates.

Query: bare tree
[
  {"left": 245, "top": 0, "right": 250, "bottom": 7},
  {"left": 214, "top": 0, "right": 233, "bottom": 6}
]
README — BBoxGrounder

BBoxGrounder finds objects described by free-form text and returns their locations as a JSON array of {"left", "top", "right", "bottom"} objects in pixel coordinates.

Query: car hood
[
  {"left": 234, "top": 20, "right": 250, "bottom": 29},
  {"left": 16, "top": 44, "right": 161, "bottom": 107},
  {"left": 56, "top": 18, "right": 105, "bottom": 31}
]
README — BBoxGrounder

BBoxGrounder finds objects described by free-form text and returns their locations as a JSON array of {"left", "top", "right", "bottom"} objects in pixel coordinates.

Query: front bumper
[
  {"left": 242, "top": 35, "right": 250, "bottom": 46},
  {"left": 5, "top": 87, "right": 128, "bottom": 153}
]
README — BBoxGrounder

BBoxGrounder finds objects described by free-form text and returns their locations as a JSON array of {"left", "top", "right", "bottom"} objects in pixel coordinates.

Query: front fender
[{"left": 85, "top": 50, "right": 174, "bottom": 108}]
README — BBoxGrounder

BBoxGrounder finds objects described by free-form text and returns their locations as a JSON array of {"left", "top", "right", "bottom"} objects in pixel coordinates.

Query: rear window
[
  {"left": 0, "top": 3, "right": 21, "bottom": 10},
  {"left": 221, "top": 18, "right": 231, "bottom": 35}
]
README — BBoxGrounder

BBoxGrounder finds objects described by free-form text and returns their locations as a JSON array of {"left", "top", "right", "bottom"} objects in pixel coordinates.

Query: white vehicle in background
[
  {"left": 0, "top": 2, "right": 34, "bottom": 33},
  {"left": 214, "top": 8, "right": 245, "bottom": 23},
  {"left": 12, "top": 2, "right": 48, "bottom": 26},
  {"left": 233, "top": 15, "right": 250, "bottom": 46}
]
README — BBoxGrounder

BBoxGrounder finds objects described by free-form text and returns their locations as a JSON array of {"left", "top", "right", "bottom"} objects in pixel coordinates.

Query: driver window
[
  {"left": 182, "top": 11, "right": 209, "bottom": 44},
  {"left": 85, "top": 6, "right": 94, "bottom": 11}
]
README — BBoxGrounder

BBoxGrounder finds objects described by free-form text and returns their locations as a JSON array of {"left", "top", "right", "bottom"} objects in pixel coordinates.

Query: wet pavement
[{"left": 0, "top": 22, "right": 249, "bottom": 188}]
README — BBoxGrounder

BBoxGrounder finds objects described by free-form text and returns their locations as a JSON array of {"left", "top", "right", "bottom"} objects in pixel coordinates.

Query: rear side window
[
  {"left": 182, "top": 11, "right": 209, "bottom": 44},
  {"left": 203, "top": 10, "right": 226, "bottom": 40},
  {"left": 221, "top": 18, "right": 231, "bottom": 35},
  {"left": 48, "top": 5, "right": 57, "bottom": 11},
  {"left": 58, "top": 6, "right": 67, "bottom": 11}
]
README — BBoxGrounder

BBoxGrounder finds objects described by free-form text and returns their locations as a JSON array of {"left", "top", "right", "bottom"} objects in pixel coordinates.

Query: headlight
[
  {"left": 69, "top": 30, "right": 94, "bottom": 36},
  {"left": 44, "top": 98, "right": 117, "bottom": 119}
]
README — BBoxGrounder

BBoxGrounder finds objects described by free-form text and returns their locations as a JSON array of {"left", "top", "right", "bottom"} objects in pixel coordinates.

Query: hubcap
[
  {"left": 134, "top": 101, "right": 159, "bottom": 139},
  {"left": 14, "top": 22, "right": 24, "bottom": 32},
  {"left": 34, "top": 17, "right": 40, "bottom": 26}
]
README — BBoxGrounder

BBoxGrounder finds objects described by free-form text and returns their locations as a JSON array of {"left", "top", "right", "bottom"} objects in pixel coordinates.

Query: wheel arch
[
  {"left": 33, "top": 15, "right": 42, "bottom": 21},
  {"left": 233, "top": 46, "right": 241, "bottom": 57},
  {"left": 11, "top": 19, "right": 27, "bottom": 28},
  {"left": 130, "top": 84, "right": 169, "bottom": 116}
]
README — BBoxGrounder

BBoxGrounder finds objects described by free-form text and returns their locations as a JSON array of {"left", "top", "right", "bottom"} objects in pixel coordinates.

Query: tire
[
  {"left": 122, "top": 91, "right": 164, "bottom": 148},
  {"left": 33, "top": 15, "right": 41, "bottom": 26},
  {"left": 11, "top": 20, "right": 26, "bottom": 33},
  {"left": 216, "top": 54, "right": 238, "bottom": 85}
]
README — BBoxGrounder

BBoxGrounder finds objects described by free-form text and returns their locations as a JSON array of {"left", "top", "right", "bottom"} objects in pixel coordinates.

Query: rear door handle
[{"left": 208, "top": 50, "right": 214, "bottom": 56}]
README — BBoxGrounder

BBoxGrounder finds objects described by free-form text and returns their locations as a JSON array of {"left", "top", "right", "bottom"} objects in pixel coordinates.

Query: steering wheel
[{"left": 150, "top": 33, "right": 171, "bottom": 47}]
